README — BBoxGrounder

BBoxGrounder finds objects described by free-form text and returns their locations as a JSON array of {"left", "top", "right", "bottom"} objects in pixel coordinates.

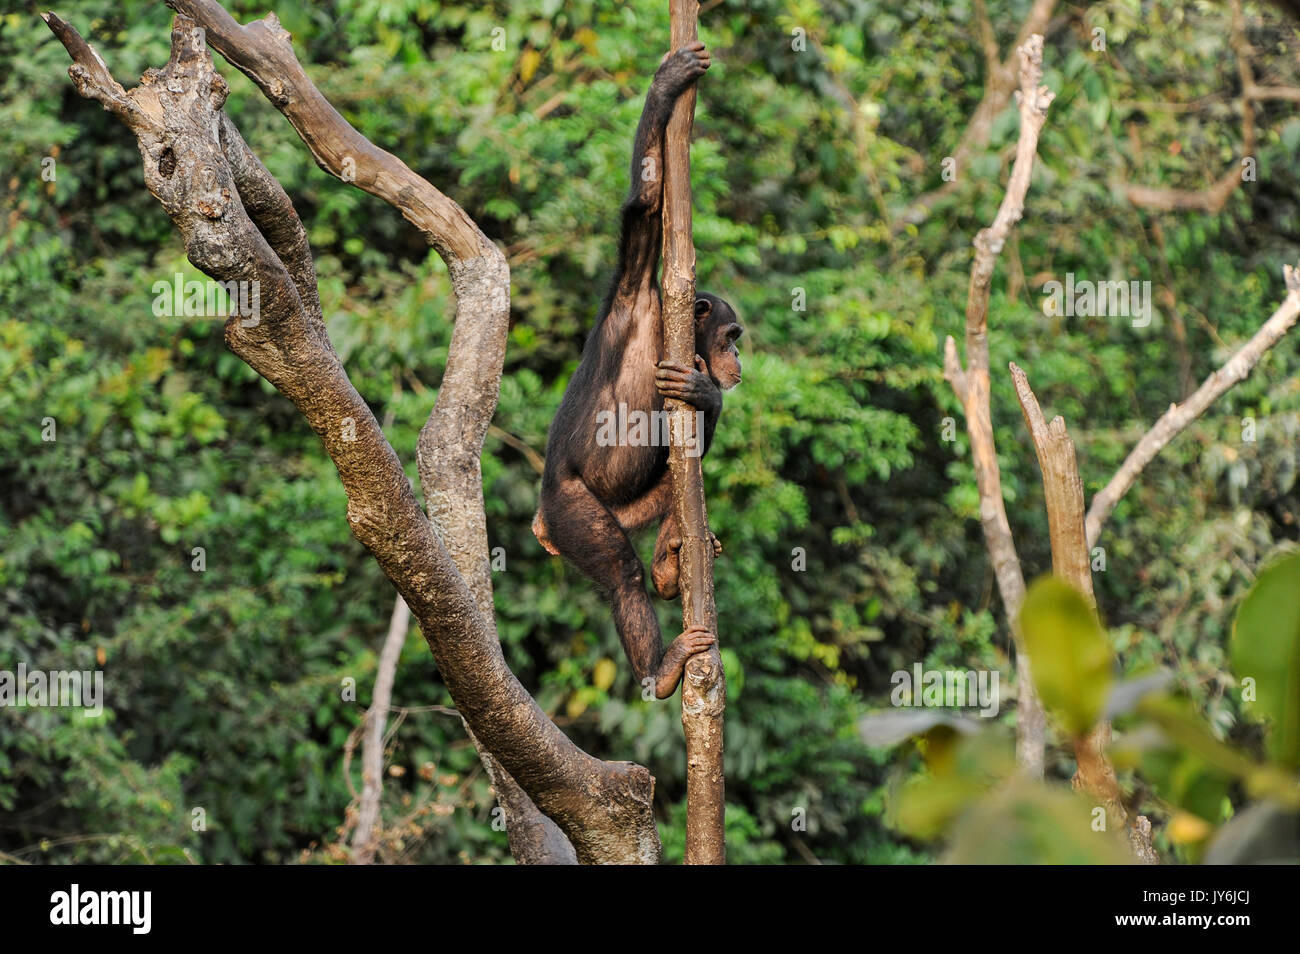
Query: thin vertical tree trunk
[
  {"left": 351, "top": 593, "right": 410, "bottom": 863},
  {"left": 662, "top": 0, "right": 726, "bottom": 865},
  {"left": 941, "top": 36, "right": 1054, "bottom": 777}
]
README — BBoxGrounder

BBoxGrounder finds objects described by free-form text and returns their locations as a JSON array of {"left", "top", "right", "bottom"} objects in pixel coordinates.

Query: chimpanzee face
[{"left": 695, "top": 293, "right": 743, "bottom": 391}]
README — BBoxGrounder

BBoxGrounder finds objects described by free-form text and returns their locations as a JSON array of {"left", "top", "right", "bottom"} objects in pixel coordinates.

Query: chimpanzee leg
[
  {"left": 541, "top": 475, "right": 714, "bottom": 697},
  {"left": 534, "top": 473, "right": 668, "bottom": 554},
  {"left": 542, "top": 475, "right": 664, "bottom": 683},
  {"left": 610, "top": 472, "right": 672, "bottom": 533}
]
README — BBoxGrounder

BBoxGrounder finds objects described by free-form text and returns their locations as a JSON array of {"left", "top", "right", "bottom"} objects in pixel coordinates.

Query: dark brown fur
[{"left": 533, "top": 43, "right": 743, "bottom": 699}]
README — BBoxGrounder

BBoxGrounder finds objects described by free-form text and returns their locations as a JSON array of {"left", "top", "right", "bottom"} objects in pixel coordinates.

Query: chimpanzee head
[{"left": 694, "top": 292, "right": 743, "bottom": 391}]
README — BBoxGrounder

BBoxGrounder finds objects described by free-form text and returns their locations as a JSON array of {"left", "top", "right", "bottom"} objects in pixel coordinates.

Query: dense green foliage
[{"left": 2, "top": 0, "right": 1299, "bottom": 864}]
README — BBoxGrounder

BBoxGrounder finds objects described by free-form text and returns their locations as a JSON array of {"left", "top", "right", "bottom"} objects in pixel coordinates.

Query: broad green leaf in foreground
[
  {"left": 1232, "top": 552, "right": 1300, "bottom": 767},
  {"left": 945, "top": 776, "right": 1134, "bottom": 865},
  {"left": 1018, "top": 577, "right": 1113, "bottom": 737}
]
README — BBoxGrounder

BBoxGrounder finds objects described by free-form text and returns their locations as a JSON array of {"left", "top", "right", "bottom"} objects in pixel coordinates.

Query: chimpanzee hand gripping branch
[{"left": 532, "top": 41, "right": 745, "bottom": 701}]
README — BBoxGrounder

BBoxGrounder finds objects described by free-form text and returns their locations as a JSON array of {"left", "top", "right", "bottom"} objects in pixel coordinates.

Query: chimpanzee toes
[
  {"left": 652, "top": 553, "right": 681, "bottom": 599},
  {"left": 676, "top": 626, "right": 716, "bottom": 654}
]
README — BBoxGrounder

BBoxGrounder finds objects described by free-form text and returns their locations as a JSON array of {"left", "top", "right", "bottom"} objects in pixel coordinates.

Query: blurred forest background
[{"left": 3, "top": 0, "right": 1300, "bottom": 864}]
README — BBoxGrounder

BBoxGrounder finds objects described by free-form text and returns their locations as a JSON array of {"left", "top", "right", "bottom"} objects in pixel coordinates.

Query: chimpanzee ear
[{"left": 694, "top": 297, "right": 712, "bottom": 323}]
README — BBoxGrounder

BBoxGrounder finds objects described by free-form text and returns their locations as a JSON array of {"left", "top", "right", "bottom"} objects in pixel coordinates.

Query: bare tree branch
[
  {"left": 163, "top": 0, "right": 484, "bottom": 260},
  {"left": 160, "top": 0, "right": 586, "bottom": 865},
  {"left": 351, "top": 594, "right": 410, "bottom": 864},
  {"left": 1085, "top": 263, "right": 1300, "bottom": 548},
  {"left": 943, "top": 35, "right": 1054, "bottom": 777},
  {"left": 1009, "top": 364, "right": 1090, "bottom": 594},
  {"left": 1243, "top": 84, "right": 1300, "bottom": 102}
]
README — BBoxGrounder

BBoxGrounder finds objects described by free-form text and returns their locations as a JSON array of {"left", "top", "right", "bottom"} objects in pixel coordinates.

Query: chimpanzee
[{"left": 532, "top": 41, "right": 744, "bottom": 700}]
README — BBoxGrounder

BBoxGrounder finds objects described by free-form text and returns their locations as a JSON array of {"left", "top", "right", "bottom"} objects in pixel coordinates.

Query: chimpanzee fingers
[
  {"left": 656, "top": 374, "right": 693, "bottom": 394},
  {"left": 656, "top": 359, "right": 691, "bottom": 373},
  {"left": 658, "top": 386, "right": 697, "bottom": 403},
  {"left": 669, "top": 45, "right": 709, "bottom": 78},
  {"left": 656, "top": 364, "right": 694, "bottom": 398},
  {"left": 666, "top": 533, "right": 719, "bottom": 556}
]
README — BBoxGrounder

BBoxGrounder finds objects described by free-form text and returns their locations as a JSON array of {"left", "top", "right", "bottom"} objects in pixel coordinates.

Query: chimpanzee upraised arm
[{"left": 610, "top": 42, "right": 710, "bottom": 303}]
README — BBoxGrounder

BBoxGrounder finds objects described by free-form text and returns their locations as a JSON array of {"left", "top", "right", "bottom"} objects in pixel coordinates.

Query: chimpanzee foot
[
  {"left": 652, "top": 536, "right": 682, "bottom": 599},
  {"left": 653, "top": 624, "right": 716, "bottom": 698},
  {"left": 653, "top": 531, "right": 723, "bottom": 599}
]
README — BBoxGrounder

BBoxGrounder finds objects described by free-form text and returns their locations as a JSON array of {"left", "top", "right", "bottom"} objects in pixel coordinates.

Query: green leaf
[
  {"left": 945, "top": 777, "right": 1134, "bottom": 865},
  {"left": 1018, "top": 576, "right": 1113, "bottom": 736},
  {"left": 1204, "top": 800, "right": 1300, "bottom": 864},
  {"left": 891, "top": 730, "right": 1016, "bottom": 840},
  {"left": 1231, "top": 552, "right": 1300, "bottom": 767},
  {"left": 857, "top": 710, "right": 981, "bottom": 748},
  {"left": 1102, "top": 670, "right": 1174, "bottom": 720}
]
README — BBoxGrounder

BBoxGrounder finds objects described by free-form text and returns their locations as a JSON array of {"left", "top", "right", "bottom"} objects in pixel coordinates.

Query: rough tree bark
[
  {"left": 942, "top": 35, "right": 1054, "bottom": 778},
  {"left": 46, "top": 5, "right": 647, "bottom": 865},
  {"left": 662, "top": 0, "right": 726, "bottom": 865},
  {"left": 1009, "top": 364, "right": 1158, "bottom": 864}
]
